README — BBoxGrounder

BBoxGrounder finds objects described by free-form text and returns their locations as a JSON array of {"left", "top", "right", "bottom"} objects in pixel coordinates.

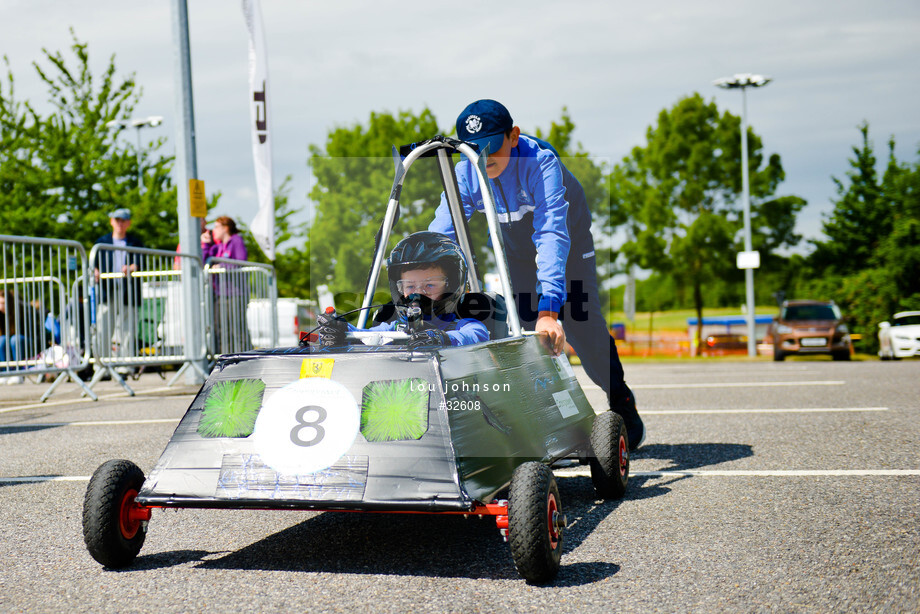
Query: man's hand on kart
[
  {"left": 536, "top": 311, "right": 565, "bottom": 356},
  {"left": 407, "top": 328, "right": 452, "bottom": 350},
  {"left": 316, "top": 309, "right": 348, "bottom": 347}
]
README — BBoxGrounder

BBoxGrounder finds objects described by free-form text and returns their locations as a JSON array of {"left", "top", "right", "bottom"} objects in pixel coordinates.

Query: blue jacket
[
  {"left": 429, "top": 134, "right": 592, "bottom": 313},
  {"left": 94, "top": 232, "right": 145, "bottom": 305},
  {"left": 349, "top": 312, "right": 489, "bottom": 347}
]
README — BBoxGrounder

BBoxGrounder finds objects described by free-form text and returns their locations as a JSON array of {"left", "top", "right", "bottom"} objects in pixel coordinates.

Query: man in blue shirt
[
  {"left": 429, "top": 99, "right": 645, "bottom": 449},
  {"left": 93, "top": 208, "right": 144, "bottom": 364}
]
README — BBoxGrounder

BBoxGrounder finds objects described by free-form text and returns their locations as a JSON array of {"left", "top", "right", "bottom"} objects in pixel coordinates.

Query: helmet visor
[{"left": 395, "top": 276, "right": 449, "bottom": 297}]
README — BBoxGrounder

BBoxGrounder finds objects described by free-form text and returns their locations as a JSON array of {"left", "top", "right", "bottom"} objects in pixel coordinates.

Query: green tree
[
  {"left": 811, "top": 123, "right": 892, "bottom": 275},
  {"left": 533, "top": 108, "right": 616, "bottom": 287},
  {"left": 611, "top": 93, "right": 802, "bottom": 353},
  {"left": 875, "top": 144, "right": 920, "bottom": 306},
  {"left": 532, "top": 108, "right": 612, "bottom": 223},
  {"left": 798, "top": 127, "right": 920, "bottom": 354},
  {"left": 306, "top": 107, "right": 616, "bottom": 315},
  {"left": 0, "top": 31, "right": 177, "bottom": 249}
]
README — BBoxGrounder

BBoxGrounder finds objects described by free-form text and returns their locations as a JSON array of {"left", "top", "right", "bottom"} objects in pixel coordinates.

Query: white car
[{"left": 878, "top": 311, "right": 920, "bottom": 360}]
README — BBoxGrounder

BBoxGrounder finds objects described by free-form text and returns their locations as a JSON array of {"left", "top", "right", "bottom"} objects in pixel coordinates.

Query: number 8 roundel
[{"left": 253, "top": 378, "right": 360, "bottom": 476}]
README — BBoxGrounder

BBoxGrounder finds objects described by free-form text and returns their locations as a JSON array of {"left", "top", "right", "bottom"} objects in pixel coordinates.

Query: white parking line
[
  {"left": 558, "top": 468, "right": 920, "bottom": 477},
  {"left": 579, "top": 380, "right": 845, "bottom": 391},
  {"left": 641, "top": 407, "right": 888, "bottom": 415},
  {"left": 0, "top": 386, "right": 194, "bottom": 414},
  {"left": 0, "top": 476, "right": 91, "bottom": 484},
  {"left": 2, "top": 418, "right": 179, "bottom": 428},
  {"left": 631, "top": 380, "right": 846, "bottom": 389},
  {"left": 5, "top": 468, "right": 920, "bottom": 486}
]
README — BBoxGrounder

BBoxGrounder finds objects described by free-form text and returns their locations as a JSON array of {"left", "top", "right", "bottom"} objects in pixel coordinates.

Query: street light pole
[
  {"left": 714, "top": 73, "right": 771, "bottom": 358},
  {"left": 106, "top": 116, "right": 163, "bottom": 192}
]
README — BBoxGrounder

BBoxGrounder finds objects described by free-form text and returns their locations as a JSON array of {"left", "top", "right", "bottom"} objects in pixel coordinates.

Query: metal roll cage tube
[{"left": 356, "top": 137, "right": 523, "bottom": 337}]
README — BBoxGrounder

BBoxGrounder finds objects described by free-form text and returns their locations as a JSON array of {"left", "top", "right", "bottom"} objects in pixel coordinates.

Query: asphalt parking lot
[{"left": 1, "top": 359, "right": 918, "bottom": 612}]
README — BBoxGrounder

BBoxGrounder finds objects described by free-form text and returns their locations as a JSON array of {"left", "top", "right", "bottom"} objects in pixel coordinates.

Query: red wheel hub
[
  {"left": 546, "top": 493, "right": 561, "bottom": 549},
  {"left": 118, "top": 489, "right": 150, "bottom": 539},
  {"left": 619, "top": 435, "right": 628, "bottom": 477}
]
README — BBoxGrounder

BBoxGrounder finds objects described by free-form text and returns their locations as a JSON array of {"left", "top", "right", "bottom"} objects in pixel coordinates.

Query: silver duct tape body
[{"left": 137, "top": 335, "right": 595, "bottom": 511}]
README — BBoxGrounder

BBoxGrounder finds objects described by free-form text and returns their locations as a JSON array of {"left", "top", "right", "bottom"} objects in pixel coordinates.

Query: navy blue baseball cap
[{"left": 456, "top": 99, "right": 513, "bottom": 155}]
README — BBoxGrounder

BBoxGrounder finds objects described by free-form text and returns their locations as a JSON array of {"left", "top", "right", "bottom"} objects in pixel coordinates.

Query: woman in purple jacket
[
  {"left": 201, "top": 216, "right": 248, "bottom": 262},
  {"left": 201, "top": 216, "right": 250, "bottom": 353}
]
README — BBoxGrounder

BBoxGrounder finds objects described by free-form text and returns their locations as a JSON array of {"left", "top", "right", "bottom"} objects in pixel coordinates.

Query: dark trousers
[{"left": 509, "top": 249, "right": 626, "bottom": 403}]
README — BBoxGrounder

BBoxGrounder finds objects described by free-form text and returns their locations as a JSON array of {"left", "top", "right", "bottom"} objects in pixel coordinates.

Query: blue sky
[{"left": 3, "top": 0, "right": 919, "bottom": 250}]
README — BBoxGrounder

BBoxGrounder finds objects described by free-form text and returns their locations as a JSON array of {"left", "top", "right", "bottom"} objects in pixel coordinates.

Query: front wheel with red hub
[
  {"left": 589, "top": 411, "right": 629, "bottom": 500},
  {"left": 508, "top": 462, "right": 564, "bottom": 584},
  {"left": 82, "top": 459, "right": 150, "bottom": 568}
]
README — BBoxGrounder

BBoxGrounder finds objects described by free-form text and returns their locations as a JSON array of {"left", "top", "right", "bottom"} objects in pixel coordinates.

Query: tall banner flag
[{"left": 242, "top": 0, "right": 275, "bottom": 260}]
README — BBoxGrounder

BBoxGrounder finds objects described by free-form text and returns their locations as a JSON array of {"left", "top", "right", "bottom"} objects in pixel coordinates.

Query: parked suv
[{"left": 771, "top": 300, "right": 852, "bottom": 361}]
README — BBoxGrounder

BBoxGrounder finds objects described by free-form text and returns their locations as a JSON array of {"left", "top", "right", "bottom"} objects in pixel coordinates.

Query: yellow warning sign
[
  {"left": 300, "top": 358, "right": 334, "bottom": 379},
  {"left": 189, "top": 179, "right": 207, "bottom": 217}
]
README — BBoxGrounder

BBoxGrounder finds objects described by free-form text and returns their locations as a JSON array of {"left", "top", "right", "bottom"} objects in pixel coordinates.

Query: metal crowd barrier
[
  {"left": 86, "top": 244, "right": 210, "bottom": 396},
  {"left": 1, "top": 235, "right": 95, "bottom": 401},
  {"left": 2, "top": 235, "right": 279, "bottom": 402},
  {"left": 204, "top": 257, "right": 278, "bottom": 361}
]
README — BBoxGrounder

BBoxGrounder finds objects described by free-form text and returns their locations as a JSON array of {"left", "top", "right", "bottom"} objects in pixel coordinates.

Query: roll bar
[{"left": 356, "top": 136, "right": 522, "bottom": 337}]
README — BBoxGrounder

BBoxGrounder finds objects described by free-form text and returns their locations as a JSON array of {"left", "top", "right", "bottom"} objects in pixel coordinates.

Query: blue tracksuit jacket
[{"left": 429, "top": 134, "right": 593, "bottom": 314}]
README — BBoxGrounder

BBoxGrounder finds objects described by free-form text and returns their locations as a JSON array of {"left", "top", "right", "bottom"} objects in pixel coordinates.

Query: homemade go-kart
[{"left": 82, "top": 136, "right": 630, "bottom": 584}]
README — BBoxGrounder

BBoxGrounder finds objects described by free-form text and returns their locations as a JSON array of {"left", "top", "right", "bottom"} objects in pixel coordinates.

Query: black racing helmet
[{"left": 386, "top": 231, "right": 468, "bottom": 316}]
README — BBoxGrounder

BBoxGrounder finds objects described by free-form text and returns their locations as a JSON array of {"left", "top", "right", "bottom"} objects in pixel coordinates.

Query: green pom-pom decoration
[
  {"left": 361, "top": 378, "right": 429, "bottom": 442},
  {"left": 198, "top": 378, "right": 266, "bottom": 438}
]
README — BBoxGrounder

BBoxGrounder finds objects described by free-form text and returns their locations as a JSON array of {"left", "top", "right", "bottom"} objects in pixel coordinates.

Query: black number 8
[{"left": 290, "top": 405, "right": 327, "bottom": 447}]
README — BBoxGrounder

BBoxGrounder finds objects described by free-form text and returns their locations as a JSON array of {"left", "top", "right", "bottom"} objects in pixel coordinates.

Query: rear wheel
[
  {"left": 773, "top": 349, "right": 785, "bottom": 361},
  {"left": 508, "top": 462, "right": 564, "bottom": 584},
  {"left": 588, "top": 411, "right": 629, "bottom": 499},
  {"left": 832, "top": 350, "right": 851, "bottom": 361},
  {"left": 82, "top": 460, "right": 148, "bottom": 568}
]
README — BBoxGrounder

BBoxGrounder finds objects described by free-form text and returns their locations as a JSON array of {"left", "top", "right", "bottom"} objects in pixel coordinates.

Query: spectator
[
  {"left": 201, "top": 216, "right": 250, "bottom": 354},
  {"left": 173, "top": 218, "right": 208, "bottom": 270},
  {"left": 93, "top": 208, "right": 144, "bottom": 368},
  {"left": 1, "top": 290, "right": 36, "bottom": 385},
  {"left": 201, "top": 216, "right": 248, "bottom": 263},
  {"left": 429, "top": 99, "right": 645, "bottom": 449}
]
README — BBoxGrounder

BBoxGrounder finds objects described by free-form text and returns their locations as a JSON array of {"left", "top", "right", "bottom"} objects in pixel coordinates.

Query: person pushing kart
[
  {"left": 316, "top": 231, "right": 489, "bottom": 350},
  {"left": 429, "top": 99, "right": 645, "bottom": 450}
]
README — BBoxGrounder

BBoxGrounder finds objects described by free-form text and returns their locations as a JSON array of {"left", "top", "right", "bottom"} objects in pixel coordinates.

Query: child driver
[{"left": 316, "top": 231, "right": 489, "bottom": 349}]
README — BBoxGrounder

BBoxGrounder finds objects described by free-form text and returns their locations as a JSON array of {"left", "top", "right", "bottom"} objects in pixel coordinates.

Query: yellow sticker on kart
[{"left": 300, "top": 358, "right": 334, "bottom": 379}]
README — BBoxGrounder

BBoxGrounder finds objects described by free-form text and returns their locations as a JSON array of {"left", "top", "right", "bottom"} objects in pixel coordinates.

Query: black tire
[
  {"left": 773, "top": 349, "right": 785, "bottom": 361},
  {"left": 832, "top": 350, "right": 851, "bottom": 361},
  {"left": 82, "top": 460, "right": 148, "bottom": 568},
  {"left": 589, "top": 411, "right": 629, "bottom": 499},
  {"left": 508, "top": 462, "right": 563, "bottom": 584}
]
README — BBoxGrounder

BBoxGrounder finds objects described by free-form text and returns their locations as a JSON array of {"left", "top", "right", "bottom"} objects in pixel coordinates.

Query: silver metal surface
[
  {"left": 1, "top": 234, "right": 93, "bottom": 400},
  {"left": 204, "top": 257, "right": 277, "bottom": 358},
  {"left": 171, "top": 0, "right": 207, "bottom": 383},
  {"left": 87, "top": 244, "right": 212, "bottom": 394},
  {"left": 436, "top": 148, "right": 481, "bottom": 292},
  {"left": 356, "top": 139, "right": 522, "bottom": 336}
]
